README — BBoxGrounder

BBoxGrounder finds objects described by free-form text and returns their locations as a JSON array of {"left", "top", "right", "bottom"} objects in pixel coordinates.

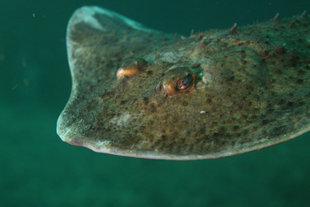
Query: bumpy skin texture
[{"left": 57, "top": 6, "right": 310, "bottom": 160}]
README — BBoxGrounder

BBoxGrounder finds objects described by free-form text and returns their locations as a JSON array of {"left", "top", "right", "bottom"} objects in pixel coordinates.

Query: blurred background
[{"left": 0, "top": 0, "right": 310, "bottom": 206}]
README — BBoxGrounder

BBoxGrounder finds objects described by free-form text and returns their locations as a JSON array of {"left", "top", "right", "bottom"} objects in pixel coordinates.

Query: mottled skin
[{"left": 57, "top": 6, "right": 310, "bottom": 160}]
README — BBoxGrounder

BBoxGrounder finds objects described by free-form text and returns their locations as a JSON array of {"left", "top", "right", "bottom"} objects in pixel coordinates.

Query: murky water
[{"left": 1, "top": 1, "right": 310, "bottom": 206}]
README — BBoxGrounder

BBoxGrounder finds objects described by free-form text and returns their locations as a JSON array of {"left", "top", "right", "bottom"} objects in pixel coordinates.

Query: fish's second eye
[
  {"left": 116, "top": 58, "right": 147, "bottom": 80},
  {"left": 177, "top": 74, "right": 192, "bottom": 90}
]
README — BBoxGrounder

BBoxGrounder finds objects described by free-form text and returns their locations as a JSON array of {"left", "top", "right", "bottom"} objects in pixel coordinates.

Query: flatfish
[{"left": 57, "top": 7, "right": 310, "bottom": 160}]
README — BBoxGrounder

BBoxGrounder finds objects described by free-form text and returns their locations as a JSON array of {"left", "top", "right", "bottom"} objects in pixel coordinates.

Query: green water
[{"left": 1, "top": 0, "right": 310, "bottom": 206}]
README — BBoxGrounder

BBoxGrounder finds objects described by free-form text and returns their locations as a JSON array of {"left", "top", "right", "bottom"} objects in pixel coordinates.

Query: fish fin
[{"left": 66, "top": 6, "right": 166, "bottom": 87}]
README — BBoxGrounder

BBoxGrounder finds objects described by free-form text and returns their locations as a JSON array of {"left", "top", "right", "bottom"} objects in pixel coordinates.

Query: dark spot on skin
[
  {"left": 275, "top": 69, "right": 282, "bottom": 75},
  {"left": 218, "top": 126, "right": 227, "bottom": 133},
  {"left": 252, "top": 125, "right": 259, "bottom": 131},
  {"left": 186, "top": 130, "right": 191, "bottom": 135},
  {"left": 211, "top": 121, "right": 218, "bottom": 126},
  {"left": 241, "top": 60, "right": 247, "bottom": 65},
  {"left": 150, "top": 103, "right": 157, "bottom": 112},
  {"left": 102, "top": 91, "right": 115, "bottom": 98},
  {"left": 198, "top": 127, "right": 206, "bottom": 135},
  {"left": 274, "top": 46, "right": 285, "bottom": 54},
  {"left": 287, "top": 101, "right": 294, "bottom": 107},
  {"left": 177, "top": 137, "right": 185, "bottom": 144},
  {"left": 161, "top": 134, "right": 167, "bottom": 141},
  {"left": 297, "top": 70, "right": 305, "bottom": 75},
  {"left": 271, "top": 126, "right": 287, "bottom": 136},
  {"left": 227, "top": 75, "right": 235, "bottom": 81},
  {"left": 232, "top": 125, "right": 240, "bottom": 131},
  {"left": 245, "top": 85, "right": 254, "bottom": 90},
  {"left": 191, "top": 63, "right": 200, "bottom": 68},
  {"left": 297, "top": 101, "right": 305, "bottom": 107},
  {"left": 261, "top": 119, "right": 270, "bottom": 125},
  {"left": 242, "top": 129, "right": 249, "bottom": 136},
  {"left": 242, "top": 114, "right": 249, "bottom": 119},
  {"left": 296, "top": 79, "right": 303, "bottom": 84},
  {"left": 254, "top": 95, "right": 261, "bottom": 102},
  {"left": 278, "top": 99, "right": 286, "bottom": 105},
  {"left": 143, "top": 97, "right": 149, "bottom": 105},
  {"left": 258, "top": 50, "right": 269, "bottom": 57},
  {"left": 269, "top": 79, "right": 276, "bottom": 84},
  {"left": 115, "top": 94, "right": 122, "bottom": 100}
]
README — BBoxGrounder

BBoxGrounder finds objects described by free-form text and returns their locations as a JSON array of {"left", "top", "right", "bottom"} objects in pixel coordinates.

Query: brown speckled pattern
[{"left": 57, "top": 6, "right": 310, "bottom": 160}]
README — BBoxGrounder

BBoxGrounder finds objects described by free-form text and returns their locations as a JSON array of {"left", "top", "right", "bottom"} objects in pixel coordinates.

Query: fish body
[{"left": 57, "top": 6, "right": 310, "bottom": 160}]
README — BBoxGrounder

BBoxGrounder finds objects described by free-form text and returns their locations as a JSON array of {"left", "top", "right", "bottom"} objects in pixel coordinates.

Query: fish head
[{"left": 57, "top": 6, "right": 310, "bottom": 160}]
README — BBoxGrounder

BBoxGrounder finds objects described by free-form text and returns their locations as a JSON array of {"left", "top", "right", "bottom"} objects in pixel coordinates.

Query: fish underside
[{"left": 57, "top": 6, "right": 310, "bottom": 160}]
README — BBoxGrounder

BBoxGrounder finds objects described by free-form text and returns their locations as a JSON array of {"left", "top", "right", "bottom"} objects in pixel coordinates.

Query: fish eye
[
  {"left": 176, "top": 74, "right": 193, "bottom": 90},
  {"left": 162, "top": 67, "right": 196, "bottom": 96},
  {"left": 116, "top": 58, "right": 147, "bottom": 80}
]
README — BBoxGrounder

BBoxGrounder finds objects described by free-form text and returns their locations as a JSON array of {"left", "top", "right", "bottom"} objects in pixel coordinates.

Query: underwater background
[{"left": 1, "top": 0, "right": 310, "bottom": 206}]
